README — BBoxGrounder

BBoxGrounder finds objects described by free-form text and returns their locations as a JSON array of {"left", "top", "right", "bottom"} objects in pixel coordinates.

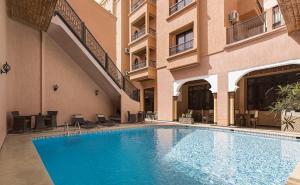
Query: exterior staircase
[{"left": 6, "top": 0, "right": 140, "bottom": 103}]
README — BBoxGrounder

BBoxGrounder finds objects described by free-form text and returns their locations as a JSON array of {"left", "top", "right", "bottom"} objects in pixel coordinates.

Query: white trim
[
  {"left": 228, "top": 59, "right": 300, "bottom": 92},
  {"left": 173, "top": 74, "right": 218, "bottom": 96},
  {"left": 264, "top": 0, "right": 278, "bottom": 10}
]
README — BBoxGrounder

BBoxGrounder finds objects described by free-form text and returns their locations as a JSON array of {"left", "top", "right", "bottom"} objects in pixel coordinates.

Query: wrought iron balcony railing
[
  {"left": 169, "top": 0, "right": 193, "bottom": 15},
  {"left": 226, "top": 13, "right": 267, "bottom": 44},
  {"left": 169, "top": 39, "right": 194, "bottom": 56},
  {"left": 132, "top": 60, "right": 147, "bottom": 70},
  {"left": 131, "top": 60, "right": 156, "bottom": 71},
  {"left": 131, "top": 28, "right": 146, "bottom": 41},
  {"left": 55, "top": 0, "right": 140, "bottom": 102}
]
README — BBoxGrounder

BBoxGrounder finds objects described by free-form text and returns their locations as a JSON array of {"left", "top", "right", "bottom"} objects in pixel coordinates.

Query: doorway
[{"left": 144, "top": 88, "right": 154, "bottom": 112}]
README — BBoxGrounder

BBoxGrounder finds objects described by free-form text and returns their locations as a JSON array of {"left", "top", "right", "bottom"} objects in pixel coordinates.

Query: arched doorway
[
  {"left": 229, "top": 63, "right": 300, "bottom": 129},
  {"left": 176, "top": 79, "right": 216, "bottom": 124}
]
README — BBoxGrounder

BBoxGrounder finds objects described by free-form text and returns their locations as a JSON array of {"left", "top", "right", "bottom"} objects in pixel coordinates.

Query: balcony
[
  {"left": 226, "top": 13, "right": 267, "bottom": 44},
  {"left": 169, "top": 39, "right": 193, "bottom": 56},
  {"left": 131, "top": 0, "right": 156, "bottom": 13},
  {"left": 169, "top": 0, "right": 193, "bottom": 15},
  {"left": 132, "top": 28, "right": 146, "bottom": 41}
]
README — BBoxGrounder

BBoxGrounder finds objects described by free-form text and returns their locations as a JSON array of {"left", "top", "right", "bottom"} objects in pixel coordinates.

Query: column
[
  {"left": 229, "top": 92, "right": 235, "bottom": 126},
  {"left": 173, "top": 96, "right": 178, "bottom": 121},
  {"left": 213, "top": 93, "right": 217, "bottom": 124}
]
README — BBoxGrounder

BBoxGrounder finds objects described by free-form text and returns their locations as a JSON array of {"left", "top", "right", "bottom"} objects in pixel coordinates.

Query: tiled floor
[{"left": 1, "top": 122, "right": 300, "bottom": 185}]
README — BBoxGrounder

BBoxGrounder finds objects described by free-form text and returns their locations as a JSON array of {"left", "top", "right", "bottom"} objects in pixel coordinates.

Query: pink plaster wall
[
  {"left": 6, "top": 19, "right": 115, "bottom": 127},
  {"left": 43, "top": 34, "right": 114, "bottom": 124},
  {"left": 0, "top": 0, "right": 7, "bottom": 147}
]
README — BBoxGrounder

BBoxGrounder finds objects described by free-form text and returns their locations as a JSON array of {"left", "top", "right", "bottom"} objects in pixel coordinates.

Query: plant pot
[{"left": 179, "top": 117, "right": 194, "bottom": 124}]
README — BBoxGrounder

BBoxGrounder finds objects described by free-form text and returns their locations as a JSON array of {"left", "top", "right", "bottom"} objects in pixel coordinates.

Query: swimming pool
[{"left": 33, "top": 126, "right": 300, "bottom": 185}]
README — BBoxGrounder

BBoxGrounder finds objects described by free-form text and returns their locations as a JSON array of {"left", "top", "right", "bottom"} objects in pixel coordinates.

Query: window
[
  {"left": 176, "top": 29, "right": 193, "bottom": 45},
  {"left": 247, "top": 71, "right": 300, "bottom": 110},
  {"left": 273, "top": 5, "right": 283, "bottom": 29},
  {"left": 170, "top": 29, "right": 193, "bottom": 55},
  {"left": 188, "top": 85, "right": 213, "bottom": 110}
]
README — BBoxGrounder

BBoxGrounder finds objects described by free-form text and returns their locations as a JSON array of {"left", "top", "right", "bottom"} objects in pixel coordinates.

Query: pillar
[
  {"left": 213, "top": 93, "right": 217, "bottom": 124},
  {"left": 229, "top": 92, "right": 235, "bottom": 126},
  {"left": 173, "top": 96, "right": 178, "bottom": 121}
]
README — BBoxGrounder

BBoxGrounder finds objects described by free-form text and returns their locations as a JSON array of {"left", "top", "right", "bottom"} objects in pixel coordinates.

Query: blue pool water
[{"left": 33, "top": 127, "right": 300, "bottom": 185}]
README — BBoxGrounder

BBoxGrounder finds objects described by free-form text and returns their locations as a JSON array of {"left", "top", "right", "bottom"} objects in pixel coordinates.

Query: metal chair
[{"left": 128, "top": 111, "right": 137, "bottom": 123}]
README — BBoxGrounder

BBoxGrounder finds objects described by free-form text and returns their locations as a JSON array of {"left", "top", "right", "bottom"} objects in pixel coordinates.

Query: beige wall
[
  {"left": 0, "top": 0, "right": 7, "bottom": 147},
  {"left": 68, "top": 0, "right": 117, "bottom": 61},
  {"left": 6, "top": 20, "right": 115, "bottom": 127}
]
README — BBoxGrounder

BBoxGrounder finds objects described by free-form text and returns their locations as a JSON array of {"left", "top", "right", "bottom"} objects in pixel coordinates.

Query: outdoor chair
[
  {"left": 96, "top": 114, "right": 116, "bottom": 127},
  {"left": 12, "top": 111, "right": 32, "bottom": 131},
  {"left": 137, "top": 111, "right": 146, "bottom": 122},
  {"left": 128, "top": 111, "right": 137, "bottom": 123},
  {"left": 71, "top": 114, "right": 97, "bottom": 129},
  {"left": 249, "top": 110, "right": 259, "bottom": 128},
  {"left": 44, "top": 111, "right": 58, "bottom": 128}
]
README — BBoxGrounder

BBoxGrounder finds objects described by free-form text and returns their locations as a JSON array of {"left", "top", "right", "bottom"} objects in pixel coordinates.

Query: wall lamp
[
  {"left": 95, "top": 90, "right": 99, "bottom": 96},
  {"left": 0, "top": 62, "right": 11, "bottom": 75},
  {"left": 53, "top": 84, "right": 59, "bottom": 91}
]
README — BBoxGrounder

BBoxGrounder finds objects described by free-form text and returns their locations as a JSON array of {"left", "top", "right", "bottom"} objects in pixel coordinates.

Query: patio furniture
[
  {"left": 34, "top": 113, "right": 48, "bottom": 129},
  {"left": 249, "top": 110, "right": 259, "bottom": 128},
  {"left": 235, "top": 109, "right": 243, "bottom": 126},
  {"left": 96, "top": 114, "right": 117, "bottom": 126},
  {"left": 44, "top": 111, "right": 58, "bottom": 128},
  {"left": 12, "top": 111, "right": 32, "bottom": 131},
  {"left": 146, "top": 111, "right": 155, "bottom": 120},
  {"left": 202, "top": 110, "right": 214, "bottom": 124},
  {"left": 71, "top": 114, "right": 97, "bottom": 129},
  {"left": 137, "top": 111, "right": 145, "bottom": 122},
  {"left": 128, "top": 111, "right": 137, "bottom": 123}
]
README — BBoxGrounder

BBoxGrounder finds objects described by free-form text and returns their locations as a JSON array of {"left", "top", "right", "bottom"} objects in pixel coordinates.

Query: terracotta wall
[
  {"left": 0, "top": 0, "right": 7, "bottom": 147},
  {"left": 6, "top": 19, "right": 115, "bottom": 127},
  {"left": 68, "top": 0, "right": 117, "bottom": 61}
]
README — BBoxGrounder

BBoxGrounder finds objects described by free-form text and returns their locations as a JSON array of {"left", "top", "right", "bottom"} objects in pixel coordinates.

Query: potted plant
[
  {"left": 179, "top": 110, "right": 194, "bottom": 124},
  {"left": 270, "top": 82, "right": 300, "bottom": 132}
]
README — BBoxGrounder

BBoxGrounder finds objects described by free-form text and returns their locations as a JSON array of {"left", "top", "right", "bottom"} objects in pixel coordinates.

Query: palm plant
[{"left": 270, "top": 82, "right": 300, "bottom": 131}]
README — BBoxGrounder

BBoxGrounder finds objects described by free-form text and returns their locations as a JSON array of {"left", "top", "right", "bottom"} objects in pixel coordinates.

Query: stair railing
[{"left": 54, "top": 0, "right": 140, "bottom": 102}]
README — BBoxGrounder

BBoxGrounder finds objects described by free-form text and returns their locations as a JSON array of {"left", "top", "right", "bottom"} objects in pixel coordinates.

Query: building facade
[
  {"left": 1, "top": 0, "right": 300, "bottom": 148},
  {"left": 126, "top": 0, "right": 300, "bottom": 126}
]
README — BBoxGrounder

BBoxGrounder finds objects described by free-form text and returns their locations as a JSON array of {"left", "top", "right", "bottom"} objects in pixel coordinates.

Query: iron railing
[
  {"left": 132, "top": 60, "right": 147, "bottom": 70},
  {"left": 169, "top": 0, "right": 192, "bottom": 15},
  {"left": 226, "top": 13, "right": 267, "bottom": 44},
  {"left": 131, "top": 27, "right": 146, "bottom": 41},
  {"left": 132, "top": 60, "right": 156, "bottom": 71},
  {"left": 169, "top": 39, "right": 194, "bottom": 56},
  {"left": 55, "top": 0, "right": 140, "bottom": 102},
  {"left": 131, "top": 0, "right": 144, "bottom": 12}
]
